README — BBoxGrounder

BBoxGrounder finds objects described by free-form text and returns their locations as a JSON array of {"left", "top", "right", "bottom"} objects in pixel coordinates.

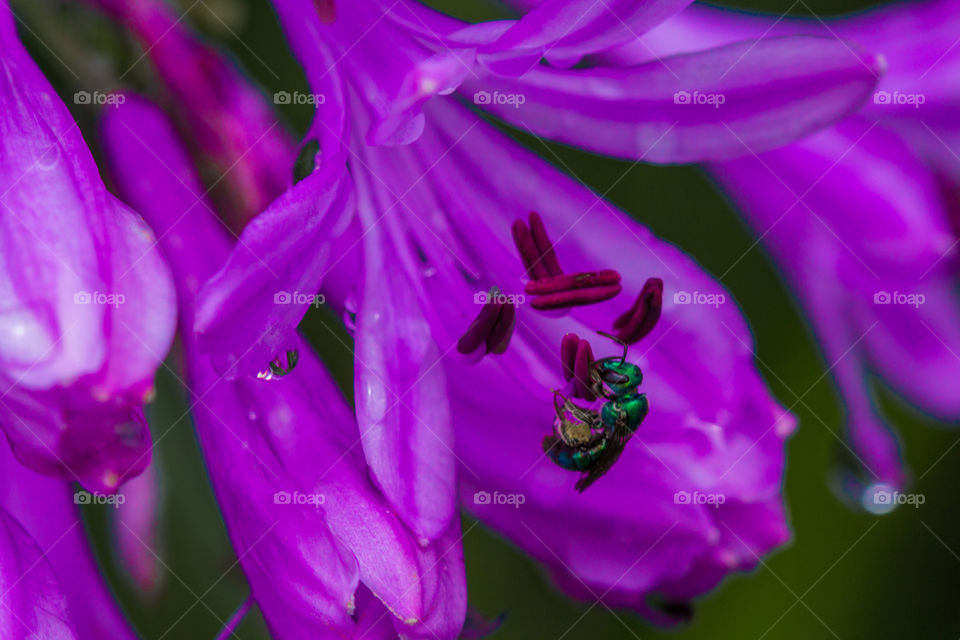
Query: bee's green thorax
[{"left": 600, "top": 392, "right": 648, "bottom": 434}]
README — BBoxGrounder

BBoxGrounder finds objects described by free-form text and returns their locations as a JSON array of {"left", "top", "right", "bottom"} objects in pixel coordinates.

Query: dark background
[{"left": 14, "top": 0, "right": 959, "bottom": 637}]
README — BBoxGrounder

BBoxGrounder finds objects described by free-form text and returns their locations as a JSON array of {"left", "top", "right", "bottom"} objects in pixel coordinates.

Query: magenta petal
[
  {"left": 465, "top": 36, "right": 882, "bottom": 162},
  {"left": 389, "top": 522, "right": 466, "bottom": 640},
  {"left": 711, "top": 126, "right": 946, "bottom": 490},
  {"left": 715, "top": 120, "right": 955, "bottom": 281},
  {"left": 479, "top": 0, "right": 694, "bottom": 72},
  {"left": 861, "top": 282, "right": 960, "bottom": 418},
  {"left": 85, "top": 0, "right": 295, "bottom": 227},
  {"left": 0, "top": 509, "right": 77, "bottom": 639},
  {"left": 271, "top": 0, "right": 473, "bottom": 147},
  {"left": 635, "top": 2, "right": 960, "bottom": 117},
  {"left": 262, "top": 0, "right": 350, "bottom": 165},
  {"left": 398, "top": 99, "right": 794, "bottom": 609},
  {"left": 103, "top": 96, "right": 465, "bottom": 637},
  {"left": 809, "top": 282, "right": 906, "bottom": 493},
  {"left": 0, "top": 10, "right": 174, "bottom": 490},
  {"left": 114, "top": 461, "right": 162, "bottom": 592},
  {"left": 104, "top": 98, "right": 363, "bottom": 637},
  {"left": 0, "top": 438, "right": 136, "bottom": 639},
  {"left": 194, "top": 164, "right": 354, "bottom": 379},
  {"left": 353, "top": 180, "right": 456, "bottom": 543}
]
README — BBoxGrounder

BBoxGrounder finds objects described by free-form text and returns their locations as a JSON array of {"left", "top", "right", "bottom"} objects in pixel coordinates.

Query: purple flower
[
  {"left": 170, "top": 0, "right": 824, "bottom": 621},
  {"left": 191, "top": 0, "right": 885, "bottom": 384},
  {"left": 0, "top": 436, "right": 138, "bottom": 639},
  {"left": 460, "top": 2, "right": 883, "bottom": 161},
  {"left": 629, "top": 1, "right": 960, "bottom": 504},
  {"left": 113, "top": 460, "right": 162, "bottom": 593},
  {"left": 0, "top": 508, "right": 79, "bottom": 640},
  {"left": 101, "top": 94, "right": 466, "bottom": 640},
  {"left": 84, "top": 0, "right": 296, "bottom": 229},
  {"left": 0, "top": 1, "right": 176, "bottom": 492}
]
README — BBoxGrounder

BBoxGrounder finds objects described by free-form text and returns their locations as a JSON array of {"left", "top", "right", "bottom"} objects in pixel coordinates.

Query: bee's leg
[
  {"left": 567, "top": 401, "right": 598, "bottom": 426},
  {"left": 552, "top": 391, "right": 577, "bottom": 443},
  {"left": 552, "top": 391, "right": 599, "bottom": 446}
]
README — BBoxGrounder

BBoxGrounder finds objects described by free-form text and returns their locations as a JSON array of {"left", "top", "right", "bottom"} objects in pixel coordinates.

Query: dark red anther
[
  {"left": 512, "top": 212, "right": 564, "bottom": 280},
  {"left": 559, "top": 333, "right": 596, "bottom": 400},
  {"left": 512, "top": 218, "right": 551, "bottom": 280},
  {"left": 525, "top": 270, "right": 621, "bottom": 296},
  {"left": 527, "top": 212, "right": 563, "bottom": 277},
  {"left": 314, "top": 0, "right": 336, "bottom": 22},
  {"left": 560, "top": 333, "right": 580, "bottom": 382},
  {"left": 457, "top": 287, "right": 517, "bottom": 359},
  {"left": 486, "top": 299, "right": 516, "bottom": 354},
  {"left": 513, "top": 212, "right": 624, "bottom": 310},
  {"left": 572, "top": 339, "right": 595, "bottom": 400},
  {"left": 614, "top": 278, "right": 663, "bottom": 344},
  {"left": 530, "top": 284, "right": 622, "bottom": 310}
]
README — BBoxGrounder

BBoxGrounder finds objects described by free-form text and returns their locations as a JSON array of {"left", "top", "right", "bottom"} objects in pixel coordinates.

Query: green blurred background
[{"left": 14, "top": 0, "right": 960, "bottom": 637}]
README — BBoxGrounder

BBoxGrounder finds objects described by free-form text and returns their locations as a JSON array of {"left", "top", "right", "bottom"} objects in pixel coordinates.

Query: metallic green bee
[{"left": 543, "top": 332, "right": 648, "bottom": 491}]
